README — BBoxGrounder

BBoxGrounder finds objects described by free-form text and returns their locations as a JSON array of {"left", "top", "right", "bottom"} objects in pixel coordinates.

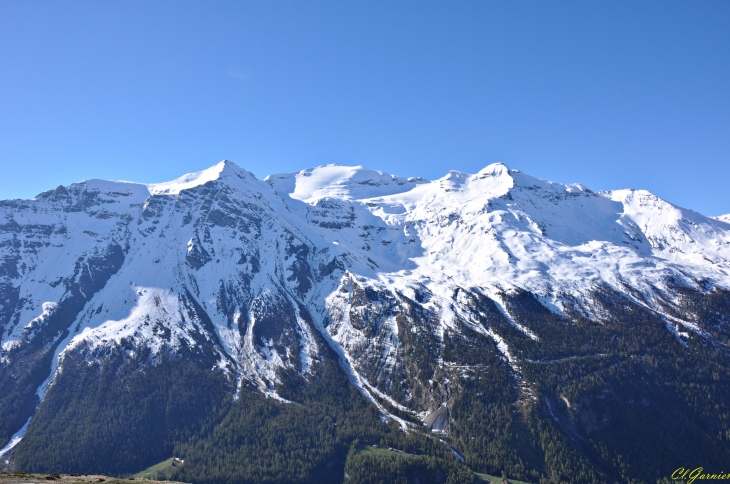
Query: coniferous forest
[{"left": 10, "top": 286, "right": 730, "bottom": 483}]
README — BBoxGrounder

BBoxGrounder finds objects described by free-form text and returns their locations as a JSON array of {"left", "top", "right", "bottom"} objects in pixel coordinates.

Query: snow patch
[{"left": 0, "top": 417, "right": 31, "bottom": 457}]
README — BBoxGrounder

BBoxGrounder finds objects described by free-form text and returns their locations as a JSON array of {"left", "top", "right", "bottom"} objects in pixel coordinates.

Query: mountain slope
[{"left": 1, "top": 160, "right": 729, "bottom": 483}]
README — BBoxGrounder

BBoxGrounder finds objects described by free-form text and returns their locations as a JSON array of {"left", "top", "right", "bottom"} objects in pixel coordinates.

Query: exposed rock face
[{"left": 423, "top": 406, "right": 449, "bottom": 433}]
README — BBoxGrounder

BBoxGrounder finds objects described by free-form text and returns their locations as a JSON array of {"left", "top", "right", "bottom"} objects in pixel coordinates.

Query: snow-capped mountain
[{"left": 2, "top": 160, "right": 729, "bottom": 483}]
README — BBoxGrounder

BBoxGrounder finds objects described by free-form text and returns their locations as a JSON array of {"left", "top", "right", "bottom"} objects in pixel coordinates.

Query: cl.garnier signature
[{"left": 673, "top": 467, "right": 730, "bottom": 483}]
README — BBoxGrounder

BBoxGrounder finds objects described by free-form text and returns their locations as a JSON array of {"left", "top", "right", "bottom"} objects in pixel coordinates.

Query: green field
[
  {"left": 474, "top": 471, "right": 532, "bottom": 484},
  {"left": 132, "top": 458, "right": 181, "bottom": 480},
  {"left": 358, "top": 444, "right": 415, "bottom": 458},
  {"left": 357, "top": 444, "right": 532, "bottom": 484}
]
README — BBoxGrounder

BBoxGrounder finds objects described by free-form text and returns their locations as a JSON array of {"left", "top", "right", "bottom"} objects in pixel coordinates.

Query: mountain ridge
[{"left": 1, "top": 160, "right": 729, "bottom": 483}]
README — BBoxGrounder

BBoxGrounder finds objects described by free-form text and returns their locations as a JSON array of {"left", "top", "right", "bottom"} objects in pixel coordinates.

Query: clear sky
[{"left": 1, "top": 1, "right": 729, "bottom": 215}]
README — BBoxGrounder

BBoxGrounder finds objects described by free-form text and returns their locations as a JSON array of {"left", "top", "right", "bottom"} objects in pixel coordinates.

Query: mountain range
[{"left": 1, "top": 160, "right": 729, "bottom": 483}]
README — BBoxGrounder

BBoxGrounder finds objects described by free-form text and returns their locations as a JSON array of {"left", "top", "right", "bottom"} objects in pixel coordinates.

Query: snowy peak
[
  {"left": 266, "top": 164, "right": 427, "bottom": 202},
  {"left": 438, "top": 163, "right": 514, "bottom": 196},
  {"left": 373, "top": 162, "right": 594, "bottom": 211},
  {"left": 606, "top": 188, "right": 730, "bottom": 260},
  {"left": 147, "top": 160, "right": 254, "bottom": 195},
  {"left": 27, "top": 160, "right": 255, "bottom": 206},
  {"left": 476, "top": 162, "right": 510, "bottom": 178},
  {"left": 32, "top": 178, "right": 150, "bottom": 207}
]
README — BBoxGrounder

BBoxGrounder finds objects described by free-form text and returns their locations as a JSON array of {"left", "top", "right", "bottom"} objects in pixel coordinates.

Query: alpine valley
[{"left": 1, "top": 161, "right": 729, "bottom": 484}]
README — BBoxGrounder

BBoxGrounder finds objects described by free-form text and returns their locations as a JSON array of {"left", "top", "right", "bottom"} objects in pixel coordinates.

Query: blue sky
[{"left": 1, "top": 1, "right": 729, "bottom": 214}]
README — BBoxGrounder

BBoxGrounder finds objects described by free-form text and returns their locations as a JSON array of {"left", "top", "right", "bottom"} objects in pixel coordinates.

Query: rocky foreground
[{"left": 0, "top": 473, "right": 185, "bottom": 484}]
